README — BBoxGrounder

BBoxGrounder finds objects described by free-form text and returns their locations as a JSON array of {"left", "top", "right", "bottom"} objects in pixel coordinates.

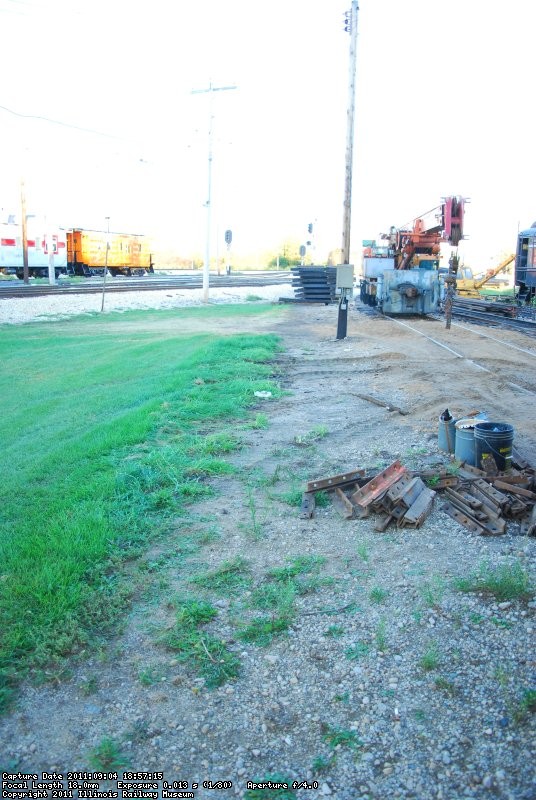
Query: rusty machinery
[{"left": 360, "top": 196, "right": 465, "bottom": 315}]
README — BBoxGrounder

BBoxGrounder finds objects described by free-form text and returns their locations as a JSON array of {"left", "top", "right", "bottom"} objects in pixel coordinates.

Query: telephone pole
[
  {"left": 20, "top": 179, "right": 29, "bottom": 284},
  {"left": 341, "top": 0, "right": 359, "bottom": 266},
  {"left": 191, "top": 82, "right": 237, "bottom": 302}
]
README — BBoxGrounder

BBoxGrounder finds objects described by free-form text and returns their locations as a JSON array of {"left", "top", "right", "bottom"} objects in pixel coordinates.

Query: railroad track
[
  {"left": 0, "top": 272, "right": 292, "bottom": 299},
  {"left": 450, "top": 298, "right": 536, "bottom": 337}
]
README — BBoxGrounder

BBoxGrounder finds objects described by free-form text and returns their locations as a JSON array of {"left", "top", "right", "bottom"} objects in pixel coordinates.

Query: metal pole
[
  {"left": 47, "top": 226, "right": 56, "bottom": 286},
  {"left": 191, "top": 83, "right": 237, "bottom": 303},
  {"left": 100, "top": 216, "right": 110, "bottom": 313},
  {"left": 341, "top": 0, "right": 359, "bottom": 266},
  {"left": 20, "top": 179, "right": 29, "bottom": 284}
]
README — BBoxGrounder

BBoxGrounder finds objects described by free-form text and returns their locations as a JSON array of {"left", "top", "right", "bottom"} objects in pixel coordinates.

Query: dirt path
[{"left": 1, "top": 302, "right": 535, "bottom": 800}]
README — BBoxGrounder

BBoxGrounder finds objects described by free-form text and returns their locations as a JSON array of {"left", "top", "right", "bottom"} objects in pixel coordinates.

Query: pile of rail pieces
[{"left": 301, "top": 453, "right": 536, "bottom": 536}]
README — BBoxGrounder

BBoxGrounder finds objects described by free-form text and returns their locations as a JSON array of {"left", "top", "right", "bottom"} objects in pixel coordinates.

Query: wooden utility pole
[
  {"left": 341, "top": 0, "right": 359, "bottom": 266},
  {"left": 20, "top": 179, "right": 29, "bottom": 284}
]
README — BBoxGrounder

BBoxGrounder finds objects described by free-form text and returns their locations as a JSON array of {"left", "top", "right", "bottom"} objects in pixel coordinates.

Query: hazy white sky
[{"left": 1, "top": 0, "right": 534, "bottom": 266}]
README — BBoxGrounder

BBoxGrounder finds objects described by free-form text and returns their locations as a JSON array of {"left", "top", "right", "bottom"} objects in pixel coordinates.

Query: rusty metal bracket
[
  {"left": 307, "top": 469, "right": 365, "bottom": 493},
  {"left": 400, "top": 487, "right": 435, "bottom": 527},
  {"left": 350, "top": 461, "right": 407, "bottom": 510},
  {"left": 300, "top": 492, "right": 315, "bottom": 519},
  {"left": 332, "top": 488, "right": 355, "bottom": 519}
]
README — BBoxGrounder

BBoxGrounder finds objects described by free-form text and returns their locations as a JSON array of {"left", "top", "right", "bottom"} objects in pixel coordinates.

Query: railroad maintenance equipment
[
  {"left": 359, "top": 196, "right": 465, "bottom": 314},
  {"left": 453, "top": 253, "right": 515, "bottom": 298}
]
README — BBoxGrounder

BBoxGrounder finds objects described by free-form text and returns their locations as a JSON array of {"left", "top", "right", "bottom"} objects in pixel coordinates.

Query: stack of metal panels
[{"left": 290, "top": 266, "right": 338, "bottom": 304}]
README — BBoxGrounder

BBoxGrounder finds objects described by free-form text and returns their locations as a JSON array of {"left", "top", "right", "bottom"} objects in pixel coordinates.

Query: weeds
[
  {"left": 293, "top": 425, "right": 329, "bottom": 446},
  {"left": 324, "top": 625, "right": 344, "bottom": 638},
  {"left": 434, "top": 676, "right": 458, "bottom": 695},
  {"left": 356, "top": 541, "right": 370, "bottom": 563},
  {"left": 163, "top": 597, "right": 239, "bottom": 687},
  {"left": 79, "top": 676, "right": 99, "bottom": 696},
  {"left": 345, "top": 642, "right": 370, "bottom": 660},
  {"left": 243, "top": 487, "right": 264, "bottom": 539},
  {"left": 454, "top": 561, "right": 532, "bottom": 601},
  {"left": 322, "top": 724, "right": 362, "bottom": 751},
  {"left": 87, "top": 737, "right": 130, "bottom": 770},
  {"left": 420, "top": 642, "right": 440, "bottom": 671},
  {"left": 192, "top": 557, "right": 252, "bottom": 596},
  {"left": 249, "top": 413, "right": 269, "bottom": 429},
  {"left": 312, "top": 754, "right": 336, "bottom": 772},
  {"left": 369, "top": 586, "right": 388, "bottom": 604},
  {"left": 244, "top": 775, "right": 296, "bottom": 799},
  {"left": 419, "top": 576, "right": 446, "bottom": 607},
  {"left": 238, "top": 614, "right": 293, "bottom": 647},
  {"left": 138, "top": 667, "right": 162, "bottom": 686},
  {"left": 513, "top": 689, "right": 536, "bottom": 722},
  {"left": 375, "top": 619, "right": 387, "bottom": 651},
  {"left": 268, "top": 555, "right": 325, "bottom": 581}
]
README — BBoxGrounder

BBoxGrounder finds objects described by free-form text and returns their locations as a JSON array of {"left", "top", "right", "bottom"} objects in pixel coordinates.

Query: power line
[{"left": 0, "top": 102, "right": 124, "bottom": 140}]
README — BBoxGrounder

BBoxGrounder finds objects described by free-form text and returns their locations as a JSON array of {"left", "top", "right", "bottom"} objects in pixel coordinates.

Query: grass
[
  {"left": 0, "top": 304, "right": 281, "bottom": 711},
  {"left": 419, "top": 576, "right": 446, "bottom": 607},
  {"left": 420, "top": 642, "right": 440, "bottom": 671},
  {"left": 191, "top": 557, "right": 252, "bottom": 596},
  {"left": 375, "top": 618, "right": 387, "bottom": 651},
  {"left": 163, "top": 596, "right": 240, "bottom": 687},
  {"left": 293, "top": 425, "right": 329, "bottom": 446},
  {"left": 345, "top": 641, "right": 370, "bottom": 660},
  {"left": 321, "top": 724, "right": 362, "bottom": 751},
  {"left": 244, "top": 775, "right": 297, "bottom": 799},
  {"left": 87, "top": 736, "right": 130, "bottom": 770},
  {"left": 267, "top": 555, "right": 326, "bottom": 581},
  {"left": 454, "top": 561, "right": 532, "bottom": 601},
  {"left": 369, "top": 586, "right": 388, "bottom": 604}
]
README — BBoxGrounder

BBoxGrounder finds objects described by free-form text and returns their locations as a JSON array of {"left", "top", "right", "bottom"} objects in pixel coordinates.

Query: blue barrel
[
  {"left": 474, "top": 422, "right": 514, "bottom": 472},
  {"left": 454, "top": 419, "right": 476, "bottom": 466},
  {"left": 438, "top": 414, "right": 456, "bottom": 454}
]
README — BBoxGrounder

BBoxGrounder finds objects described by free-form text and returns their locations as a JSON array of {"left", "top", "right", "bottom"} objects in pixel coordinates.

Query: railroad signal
[
  {"left": 343, "top": 9, "right": 352, "bottom": 33},
  {"left": 225, "top": 229, "right": 232, "bottom": 245},
  {"left": 307, "top": 223, "right": 313, "bottom": 234}
]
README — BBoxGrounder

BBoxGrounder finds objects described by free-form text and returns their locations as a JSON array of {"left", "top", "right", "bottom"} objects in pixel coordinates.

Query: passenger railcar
[
  {"left": 0, "top": 213, "right": 153, "bottom": 278},
  {"left": 515, "top": 222, "right": 536, "bottom": 302},
  {"left": 1, "top": 214, "right": 67, "bottom": 278}
]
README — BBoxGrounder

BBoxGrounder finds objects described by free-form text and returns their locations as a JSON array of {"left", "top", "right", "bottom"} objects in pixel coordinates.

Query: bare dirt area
[{"left": 1, "top": 301, "right": 535, "bottom": 800}]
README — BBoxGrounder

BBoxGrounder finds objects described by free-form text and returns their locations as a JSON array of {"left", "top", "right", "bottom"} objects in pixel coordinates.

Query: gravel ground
[
  {"left": 0, "top": 282, "right": 294, "bottom": 324},
  {"left": 0, "top": 300, "right": 534, "bottom": 800}
]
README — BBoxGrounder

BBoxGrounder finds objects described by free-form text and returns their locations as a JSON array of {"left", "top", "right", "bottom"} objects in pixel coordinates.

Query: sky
[{"left": 1, "top": 0, "right": 535, "bottom": 268}]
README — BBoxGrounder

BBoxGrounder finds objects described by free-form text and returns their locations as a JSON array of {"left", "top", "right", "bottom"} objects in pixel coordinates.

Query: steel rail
[
  {"left": 382, "top": 313, "right": 536, "bottom": 396},
  {"left": 0, "top": 272, "right": 292, "bottom": 300}
]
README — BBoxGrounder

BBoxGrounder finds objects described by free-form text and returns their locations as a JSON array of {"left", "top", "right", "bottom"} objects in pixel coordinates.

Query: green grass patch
[
  {"left": 244, "top": 775, "right": 297, "bottom": 799},
  {"left": 420, "top": 642, "right": 440, "bottom": 672},
  {"left": 87, "top": 736, "right": 130, "bottom": 770},
  {"left": 267, "top": 555, "right": 326, "bottom": 581},
  {"left": 0, "top": 305, "right": 281, "bottom": 709},
  {"left": 454, "top": 561, "right": 532, "bottom": 601},
  {"left": 322, "top": 724, "right": 362, "bottom": 751},
  {"left": 163, "top": 597, "right": 240, "bottom": 687},
  {"left": 369, "top": 586, "right": 388, "bottom": 604},
  {"left": 191, "top": 557, "right": 252, "bottom": 596}
]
